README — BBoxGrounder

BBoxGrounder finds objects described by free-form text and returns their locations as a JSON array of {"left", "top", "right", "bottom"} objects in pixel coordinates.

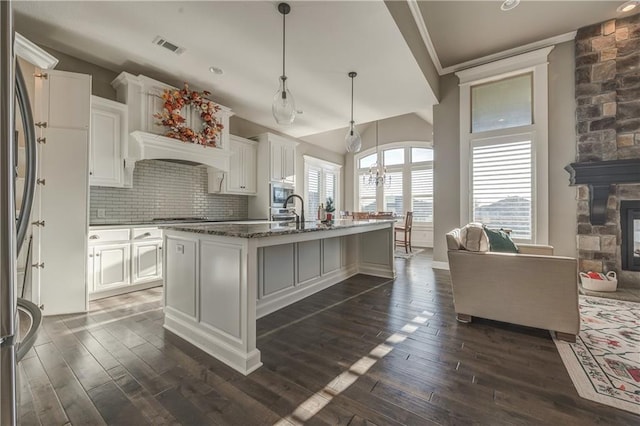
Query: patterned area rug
[
  {"left": 394, "top": 248, "right": 424, "bottom": 259},
  {"left": 553, "top": 296, "right": 640, "bottom": 414}
]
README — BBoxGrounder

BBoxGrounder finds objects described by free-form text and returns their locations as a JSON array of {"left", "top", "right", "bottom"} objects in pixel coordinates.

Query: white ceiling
[
  {"left": 13, "top": 0, "right": 437, "bottom": 152},
  {"left": 416, "top": 0, "right": 625, "bottom": 72}
]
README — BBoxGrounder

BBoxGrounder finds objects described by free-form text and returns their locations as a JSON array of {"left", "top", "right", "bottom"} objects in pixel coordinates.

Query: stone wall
[{"left": 575, "top": 14, "right": 640, "bottom": 289}]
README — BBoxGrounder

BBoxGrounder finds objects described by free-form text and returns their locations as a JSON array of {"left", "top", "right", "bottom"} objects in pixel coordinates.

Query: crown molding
[
  {"left": 15, "top": 33, "right": 58, "bottom": 69},
  {"left": 407, "top": 0, "right": 444, "bottom": 75},
  {"left": 445, "top": 31, "right": 576, "bottom": 76}
]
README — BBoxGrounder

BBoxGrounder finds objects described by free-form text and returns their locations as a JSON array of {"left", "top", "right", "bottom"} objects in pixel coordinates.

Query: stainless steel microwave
[{"left": 270, "top": 183, "right": 295, "bottom": 207}]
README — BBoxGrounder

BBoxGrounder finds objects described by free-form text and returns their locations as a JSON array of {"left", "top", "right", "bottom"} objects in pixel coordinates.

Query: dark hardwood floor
[{"left": 18, "top": 252, "right": 640, "bottom": 425}]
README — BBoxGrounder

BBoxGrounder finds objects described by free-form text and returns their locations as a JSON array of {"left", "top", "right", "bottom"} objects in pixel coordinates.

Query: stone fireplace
[{"left": 573, "top": 14, "right": 640, "bottom": 290}]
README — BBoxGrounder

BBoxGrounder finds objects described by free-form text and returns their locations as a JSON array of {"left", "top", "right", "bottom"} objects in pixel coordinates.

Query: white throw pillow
[{"left": 459, "top": 223, "right": 489, "bottom": 252}]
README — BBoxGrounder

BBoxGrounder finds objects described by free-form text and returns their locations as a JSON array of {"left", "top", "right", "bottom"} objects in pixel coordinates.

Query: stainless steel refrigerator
[{"left": 2, "top": 1, "right": 43, "bottom": 424}]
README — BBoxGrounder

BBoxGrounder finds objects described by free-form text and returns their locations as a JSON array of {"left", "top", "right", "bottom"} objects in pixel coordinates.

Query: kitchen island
[{"left": 163, "top": 219, "right": 395, "bottom": 375}]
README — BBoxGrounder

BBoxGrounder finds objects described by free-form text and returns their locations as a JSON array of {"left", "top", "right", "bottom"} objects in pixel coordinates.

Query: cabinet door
[
  {"left": 270, "top": 140, "right": 283, "bottom": 181},
  {"left": 282, "top": 143, "right": 296, "bottom": 184},
  {"left": 90, "top": 97, "right": 125, "bottom": 187},
  {"left": 93, "top": 243, "right": 130, "bottom": 292},
  {"left": 132, "top": 241, "right": 163, "bottom": 284},
  {"left": 243, "top": 142, "right": 257, "bottom": 194},
  {"left": 226, "top": 139, "right": 243, "bottom": 193},
  {"left": 87, "top": 247, "right": 95, "bottom": 293}
]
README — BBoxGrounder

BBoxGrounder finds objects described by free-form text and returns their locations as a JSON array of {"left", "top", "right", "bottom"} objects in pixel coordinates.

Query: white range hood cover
[{"left": 129, "top": 131, "right": 232, "bottom": 171}]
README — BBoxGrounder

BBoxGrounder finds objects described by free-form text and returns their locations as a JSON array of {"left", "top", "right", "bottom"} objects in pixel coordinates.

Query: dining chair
[
  {"left": 394, "top": 212, "right": 413, "bottom": 253},
  {"left": 352, "top": 212, "right": 370, "bottom": 220}
]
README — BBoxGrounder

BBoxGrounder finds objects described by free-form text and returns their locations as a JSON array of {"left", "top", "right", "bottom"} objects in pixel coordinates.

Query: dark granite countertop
[
  {"left": 89, "top": 219, "right": 269, "bottom": 228},
  {"left": 166, "top": 219, "right": 396, "bottom": 238}
]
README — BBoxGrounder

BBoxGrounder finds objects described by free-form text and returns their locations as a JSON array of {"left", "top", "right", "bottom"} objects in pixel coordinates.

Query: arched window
[{"left": 354, "top": 142, "right": 433, "bottom": 223}]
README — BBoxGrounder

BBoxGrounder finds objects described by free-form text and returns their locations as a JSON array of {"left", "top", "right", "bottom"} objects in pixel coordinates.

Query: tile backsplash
[{"left": 90, "top": 160, "right": 248, "bottom": 224}]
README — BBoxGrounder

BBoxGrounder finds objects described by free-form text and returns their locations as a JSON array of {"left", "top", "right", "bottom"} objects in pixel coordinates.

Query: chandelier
[{"left": 365, "top": 121, "right": 389, "bottom": 187}]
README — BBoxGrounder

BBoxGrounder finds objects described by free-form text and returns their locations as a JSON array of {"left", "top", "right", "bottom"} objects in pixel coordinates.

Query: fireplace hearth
[{"left": 621, "top": 201, "right": 640, "bottom": 272}]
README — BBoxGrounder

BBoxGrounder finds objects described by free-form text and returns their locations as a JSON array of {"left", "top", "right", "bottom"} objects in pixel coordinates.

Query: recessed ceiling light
[
  {"left": 617, "top": 1, "right": 639, "bottom": 13},
  {"left": 209, "top": 66, "right": 223, "bottom": 75},
  {"left": 500, "top": 0, "right": 520, "bottom": 11}
]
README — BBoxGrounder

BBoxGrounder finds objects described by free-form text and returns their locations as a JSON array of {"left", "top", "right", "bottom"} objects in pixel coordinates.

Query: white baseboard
[{"left": 431, "top": 261, "right": 450, "bottom": 270}]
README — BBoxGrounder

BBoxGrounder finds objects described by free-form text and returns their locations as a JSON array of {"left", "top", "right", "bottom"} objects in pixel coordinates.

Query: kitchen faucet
[{"left": 283, "top": 194, "right": 305, "bottom": 225}]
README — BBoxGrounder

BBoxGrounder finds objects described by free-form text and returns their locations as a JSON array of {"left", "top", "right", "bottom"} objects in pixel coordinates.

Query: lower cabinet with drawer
[{"left": 88, "top": 226, "right": 163, "bottom": 300}]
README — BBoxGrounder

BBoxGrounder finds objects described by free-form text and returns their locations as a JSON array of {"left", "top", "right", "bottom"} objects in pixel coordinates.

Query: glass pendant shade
[
  {"left": 345, "top": 122, "right": 362, "bottom": 153},
  {"left": 272, "top": 77, "right": 296, "bottom": 125}
]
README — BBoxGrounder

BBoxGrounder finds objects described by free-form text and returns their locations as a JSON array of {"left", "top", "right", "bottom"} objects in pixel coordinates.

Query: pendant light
[
  {"left": 345, "top": 71, "right": 362, "bottom": 153},
  {"left": 366, "top": 121, "right": 388, "bottom": 187},
  {"left": 272, "top": 2, "right": 296, "bottom": 125}
]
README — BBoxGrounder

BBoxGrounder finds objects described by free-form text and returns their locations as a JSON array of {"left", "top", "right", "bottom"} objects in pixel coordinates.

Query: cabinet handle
[
  {"left": 159, "top": 246, "right": 163, "bottom": 250},
  {"left": 89, "top": 254, "right": 93, "bottom": 258},
  {"left": 35, "top": 122, "right": 47, "bottom": 128},
  {"left": 32, "top": 262, "right": 44, "bottom": 269},
  {"left": 95, "top": 253, "right": 100, "bottom": 257},
  {"left": 37, "top": 137, "right": 46, "bottom": 144},
  {"left": 32, "top": 220, "right": 45, "bottom": 227},
  {"left": 89, "top": 235, "right": 100, "bottom": 240}
]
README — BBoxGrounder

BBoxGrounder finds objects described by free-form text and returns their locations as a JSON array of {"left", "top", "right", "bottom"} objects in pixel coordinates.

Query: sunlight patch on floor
[{"left": 274, "top": 310, "right": 434, "bottom": 425}]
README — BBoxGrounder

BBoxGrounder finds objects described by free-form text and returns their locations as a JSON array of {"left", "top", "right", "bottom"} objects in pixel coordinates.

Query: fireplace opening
[{"left": 621, "top": 201, "right": 640, "bottom": 272}]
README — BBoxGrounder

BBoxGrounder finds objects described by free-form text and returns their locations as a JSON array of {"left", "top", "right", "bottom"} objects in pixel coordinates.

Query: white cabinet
[
  {"left": 90, "top": 96, "right": 127, "bottom": 187},
  {"left": 88, "top": 226, "right": 162, "bottom": 299},
  {"left": 248, "top": 133, "right": 299, "bottom": 219},
  {"left": 132, "top": 241, "right": 163, "bottom": 284},
  {"left": 33, "top": 69, "right": 91, "bottom": 316},
  {"left": 91, "top": 243, "right": 130, "bottom": 292},
  {"left": 270, "top": 138, "right": 296, "bottom": 184},
  {"left": 210, "top": 135, "right": 257, "bottom": 195}
]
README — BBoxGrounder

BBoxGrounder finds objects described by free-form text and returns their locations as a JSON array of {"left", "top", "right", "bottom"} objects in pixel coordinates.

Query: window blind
[
  {"left": 472, "top": 140, "right": 532, "bottom": 240},
  {"left": 411, "top": 167, "right": 433, "bottom": 222},
  {"left": 307, "top": 167, "right": 320, "bottom": 214},
  {"left": 383, "top": 171, "right": 403, "bottom": 214},
  {"left": 358, "top": 171, "right": 376, "bottom": 212}
]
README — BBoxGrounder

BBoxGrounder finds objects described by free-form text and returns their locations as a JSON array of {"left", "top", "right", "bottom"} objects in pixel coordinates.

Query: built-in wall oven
[{"left": 270, "top": 183, "right": 295, "bottom": 208}]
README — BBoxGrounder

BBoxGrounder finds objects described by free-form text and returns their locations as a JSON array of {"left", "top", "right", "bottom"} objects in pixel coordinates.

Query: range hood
[{"left": 129, "top": 131, "right": 232, "bottom": 171}]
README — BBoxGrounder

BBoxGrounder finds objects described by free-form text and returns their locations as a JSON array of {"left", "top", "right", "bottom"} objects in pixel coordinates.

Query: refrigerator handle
[
  {"left": 15, "top": 61, "right": 37, "bottom": 254},
  {"left": 1, "top": 1, "right": 18, "bottom": 425}
]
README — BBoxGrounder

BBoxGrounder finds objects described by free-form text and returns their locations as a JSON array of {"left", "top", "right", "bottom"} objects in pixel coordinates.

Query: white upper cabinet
[
  {"left": 90, "top": 96, "right": 127, "bottom": 187},
  {"left": 268, "top": 135, "right": 297, "bottom": 184},
  {"left": 208, "top": 135, "right": 257, "bottom": 195}
]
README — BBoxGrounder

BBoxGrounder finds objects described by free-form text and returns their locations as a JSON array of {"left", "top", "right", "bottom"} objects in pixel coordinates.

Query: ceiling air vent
[{"left": 152, "top": 36, "right": 186, "bottom": 55}]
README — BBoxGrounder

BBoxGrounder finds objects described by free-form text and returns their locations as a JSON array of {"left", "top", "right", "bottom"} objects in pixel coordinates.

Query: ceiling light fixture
[
  {"left": 272, "top": 2, "right": 296, "bottom": 125},
  {"left": 365, "top": 121, "right": 389, "bottom": 187},
  {"left": 617, "top": 1, "right": 639, "bottom": 12},
  {"left": 345, "top": 71, "right": 362, "bottom": 153},
  {"left": 500, "top": 0, "right": 520, "bottom": 11},
  {"left": 209, "top": 66, "right": 223, "bottom": 75}
]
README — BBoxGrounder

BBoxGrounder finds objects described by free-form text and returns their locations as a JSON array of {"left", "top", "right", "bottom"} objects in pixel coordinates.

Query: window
[
  {"left": 457, "top": 47, "right": 551, "bottom": 243},
  {"left": 471, "top": 139, "right": 532, "bottom": 240},
  {"left": 304, "top": 156, "right": 341, "bottom": 217},
  {"left": 354, "top": 143, "right": 433, "bottom": 222}
]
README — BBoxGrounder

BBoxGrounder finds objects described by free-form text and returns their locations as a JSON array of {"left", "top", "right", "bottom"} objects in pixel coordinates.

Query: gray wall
[
  {"left": 432, "top": 41, "right": 577, "bottom": 263},
  {"left": 548, "top": 42, "right": 578, "bottom": 259},
  {"left": 90, "top": 160, "right": 248, "bottom": 224},
  {"left": 433, "top": 74, "right": 460, "bottom": 263}
]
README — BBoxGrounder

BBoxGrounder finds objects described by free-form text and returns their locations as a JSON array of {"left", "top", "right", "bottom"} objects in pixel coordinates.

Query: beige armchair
[{"left": 446, "top": 229, "right": 580, "bottom": 342}]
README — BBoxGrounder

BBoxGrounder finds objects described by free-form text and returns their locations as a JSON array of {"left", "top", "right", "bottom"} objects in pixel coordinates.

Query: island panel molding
[{"left": 163, "top": 220, "right": 395, "bottom": 375}]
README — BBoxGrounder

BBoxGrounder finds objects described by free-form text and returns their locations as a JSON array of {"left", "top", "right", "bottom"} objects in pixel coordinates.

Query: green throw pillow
[{"left": 484, "top": 227, "right": 519, "bottom": 253}]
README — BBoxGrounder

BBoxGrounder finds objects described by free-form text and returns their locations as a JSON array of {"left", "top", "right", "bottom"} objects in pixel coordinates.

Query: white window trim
[
  {"left": 456, "top": 46, "right": 552, "bottom": 244},
  {"left": 353, "top": 141, "right": 433, "bottom": 222},
  {"left": 303, "top": 155, "right": 342, "bottom": 214}
]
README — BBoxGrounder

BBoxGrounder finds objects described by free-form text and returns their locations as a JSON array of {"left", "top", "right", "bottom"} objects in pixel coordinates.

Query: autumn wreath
[{"left": 154, "top": 83, "right": 223, "bottom": 147}]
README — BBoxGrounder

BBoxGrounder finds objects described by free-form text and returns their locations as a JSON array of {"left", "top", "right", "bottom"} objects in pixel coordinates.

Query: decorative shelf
[{"left": 565, "top": 159, "right": 640, "bottom": 225}]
